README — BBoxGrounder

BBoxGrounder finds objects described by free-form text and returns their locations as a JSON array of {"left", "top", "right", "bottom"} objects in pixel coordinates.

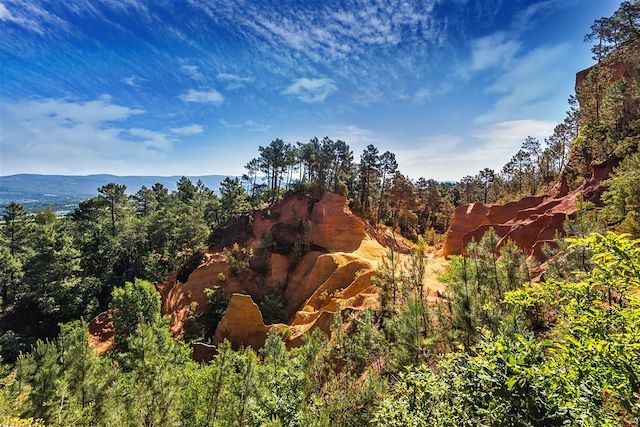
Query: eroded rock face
[
  {"left": 159, "top": 253, "right": 241, "bottom": 338},
  {"left": 88, "top": 310, "right": 114, "bottom": 355},
  {"left": 212, "top": 294, "right": 271, "bottom": 348},
  {"left": 443, "top": 158, "right": 617, "bottom": 259},
  {"left": 98, "top": 191, "right": 393, "bottom": 357},
  {"left": 205, "top": 192, "right": 389, "bottom": 351},
  {"left": 309, "top": 192, "right": 368, "bottom": 252}
]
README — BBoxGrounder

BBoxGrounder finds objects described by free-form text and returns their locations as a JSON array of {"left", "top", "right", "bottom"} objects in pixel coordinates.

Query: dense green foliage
[
  {"left": 603, "top": 151, "right": 640, "bottom": 235},
  {"left": 110, "top": 279, "right": 163, "bottom": 351},
  {"left": 0, "top": 177, "right": 227, "bottom": 360},
  {"left": 1, "top": 232, "right": 638, "bottom": 426},
  {"left": 375, "top": 232, "right": 640, "bottom": 426}
]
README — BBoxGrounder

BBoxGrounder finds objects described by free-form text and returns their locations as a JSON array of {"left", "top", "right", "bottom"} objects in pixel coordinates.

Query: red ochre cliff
[{"left": 442, "top": 157, "right": 617, "bottom": 260}]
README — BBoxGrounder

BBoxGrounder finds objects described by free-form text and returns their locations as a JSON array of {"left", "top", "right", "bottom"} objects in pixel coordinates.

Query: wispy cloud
[
  {"left": 284, "top": 77, "right": 336, "bottom": 103},
  {"left": 394, "top": 119, "right": 556, "bottom": 180},
  {"left": 181, "top": 64, "right": 204, "bottom": 81},
  {"left": 463, "top": 0, "right": 564, "bottom": 77},
  {"left": 217, "top": 73, "right": 254, "bottom": 90},
  {"left": 318, "top": 124, "right": 380, "bottom": 154},
  {"left": 128, "top": 128, "right": 175, "bottom": 151},
  {"left": 468, "top": 32, "right": 521, "bottom": 72},
  {"left": 219, "top": 119, "right": 270, "bottom": 132},
  {"left": 0, "top": 2, "right": 17, "bottom": 22},
  {"left": 471, "top": 119, "right": 555, "bottom": 155},
  {"left": 170, "top": 124, "right": 204, "bottom": 135},
  {"left": 0, "top": 95, "right": 177, "bottom": 175},
  {"left": 512, "top": 0, "right": 562, "bottom": 30},
  {"left": 197, "top": 0, "right": 441, "bottom": 59},
  {"left": 0, "top": 0, "right": 70, "bottom": 34},
  {"left": 122, "top": 75, "right": 145, "bottom": 87},
  {"left": 414, "top": 87, "right": 431, "bottom": 101},
  {"left": 187, "top": 0, "right": 446, "bottom": 101},
  {"left": 179, "top": 88, "right": 224, "bottom": 104},
  {"left": 394, "top": 134, "right": 464, "bottom": 180},
  {"left": 475, "top": 42, "right": 571, "bottom": 123}
]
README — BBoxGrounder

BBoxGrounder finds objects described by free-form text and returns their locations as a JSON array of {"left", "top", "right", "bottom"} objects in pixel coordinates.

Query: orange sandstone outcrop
[
  {"left": 212, "top": 294, "right": 272, "bottom": 348},
  {"left": 443, "top": 158, "right": 617, "bottom": 259},
  {"left": 88, "top": 310, "right": 114, "bottom": 355},
  {"left": 159, "top": 252, "right": 241, "bottom": 338},
  {"left": 159, "top": 192, "right": 398, "bottom": 352}
]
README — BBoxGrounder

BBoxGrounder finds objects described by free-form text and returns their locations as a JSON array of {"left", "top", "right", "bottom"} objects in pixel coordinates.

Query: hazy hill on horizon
[{"left": 0, "top": 173, "right": 230, "bottom": 212}]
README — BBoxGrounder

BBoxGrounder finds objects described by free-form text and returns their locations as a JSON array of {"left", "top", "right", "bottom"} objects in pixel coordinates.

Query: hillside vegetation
[{"left": 1, "top": 2, "right": 640, "bottom": 426}]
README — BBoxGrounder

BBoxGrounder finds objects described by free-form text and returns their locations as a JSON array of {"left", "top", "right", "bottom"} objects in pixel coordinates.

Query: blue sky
[{"left": 0, "top": 0, "right": 620, "bottom": 180}]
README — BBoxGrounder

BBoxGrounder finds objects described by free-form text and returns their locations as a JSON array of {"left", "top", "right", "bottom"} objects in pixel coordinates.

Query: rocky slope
[
  {"left": 90, "top": 191, "right": 425, "bottom": 356},
  {"left": 164, "top": 192, "right": 407, "bottom": 350},
  {"left": 443, "top": 157, "right": 617, "bottom": 259}
]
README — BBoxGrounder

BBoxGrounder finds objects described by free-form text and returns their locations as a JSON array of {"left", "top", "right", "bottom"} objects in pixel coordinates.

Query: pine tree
[
  {"left": 0, "top": 242, "right": 23, "bottom": 308},
  {"left": 374, "top": 248, "right": 402, "bottom": 322},
  {"left": 17, "top": 340, "right": 61, "bottom": 422},
  {"left": 2, "top": 202, "right": 32, "bottom": 259},
  {"left": 120, "top": 322, "right": 184, "bottom": 426},
  {"left": 97, "top": 183, "right": 127, "bottom": 237}
]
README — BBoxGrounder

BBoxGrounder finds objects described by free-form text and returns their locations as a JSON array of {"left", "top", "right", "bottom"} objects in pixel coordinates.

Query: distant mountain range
[{"left": 0, "top": 174, "right": 230, "bottom": 212}]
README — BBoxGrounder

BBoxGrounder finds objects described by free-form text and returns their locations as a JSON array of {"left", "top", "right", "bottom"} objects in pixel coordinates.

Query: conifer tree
[
  {"left": 17, "top": 340, "right": 61, "bottom": 422},
  {"left": 2, "top": 202, "right": 32, "bottom": 260}
]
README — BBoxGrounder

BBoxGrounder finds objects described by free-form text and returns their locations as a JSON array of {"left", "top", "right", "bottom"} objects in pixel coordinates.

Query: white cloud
[
  {"left": 471, "top": 119, "right": 555, "bottom": 155},
  {"left": 0, "top": 96, "right": 177, "bottom": 175},
  {"left": 187, "top": 1, "right": 443, "bottom": 102},
  {"left": 414, "top": 87, "right": 431, "bottom": 101},
  {"left": 199, "top": 1, "right": 440, "bottom": 59},
  {"left": 327, "top": 124, "right": 377, "bottom": 149},
  {"left": 179, "top": 88, "right": 224, "bottom": 104},
  {"left": 5, "top": 94, "right": 145, "bottom": 124},
  {"left": 122, "top": 75, "right": 145, "bottom": 87},
  {"left": 0, "top": 0, "right": 70, "bottom": 34},
  {"left": 284, "top": 77, "right": 336, "bottom": 103},
  {"left": 512, "top": 0, "right": 561, "bottom": 29},
  {"left": 181, "top": 65, "right": 204, "bottom": 80},
  {"left": 217, "top": 73, "right": 253, "bottom": 83},
  {"left": 219, "top": 119, "right": 271, "bottom": 132},
  {"left": 394, "top": 134, "right": 465, "bottom": 180},
  {"left": 0, "top": 2, "right": 12, "bottom": 20},
  {"left": 127, "top": 128, "right": 175, "bottom": 151},
  {"left": 393, "top": 120, "right": 555, "bottom": 181},
  {"left": 469, "top": 32, "right": 520, "bottom": 72},
  {"left": 217, "top": 73, "right": 254, "bottom": 90},
  {"left": 475, "top": 43, "right": 571, "bottom": 123},
  {"left": 170, "top": 124, "right": 204, "bottom": 135}
]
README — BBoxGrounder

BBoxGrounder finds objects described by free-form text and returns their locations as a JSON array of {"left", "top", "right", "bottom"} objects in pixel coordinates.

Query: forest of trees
[{"left": 1, "top": 2, "right": 640, "bottom": 426}]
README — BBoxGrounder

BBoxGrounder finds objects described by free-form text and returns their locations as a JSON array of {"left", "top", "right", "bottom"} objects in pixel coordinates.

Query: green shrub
[{"left": 110, "top": 278, "right": 162, "bottom": 350}]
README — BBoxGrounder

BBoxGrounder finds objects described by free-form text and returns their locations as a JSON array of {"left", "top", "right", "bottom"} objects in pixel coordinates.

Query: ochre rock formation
[
  {"left": 159, "top": 253, "right": 241, "bottom": 338},
  {"left": 88, "top": 310, "right": 114, "bottom": 355},
  {"left": 157, "top": 192, "right": 401, "bottom": 353},
  {"left": 213, "top": 192, "right": 393, "bottom": 349},
  {"left": 443, "top": 158, "right": 617, "bottom": 259},
  {"left": 213, "top": 294, "right": 275, "bottom": 349}
]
